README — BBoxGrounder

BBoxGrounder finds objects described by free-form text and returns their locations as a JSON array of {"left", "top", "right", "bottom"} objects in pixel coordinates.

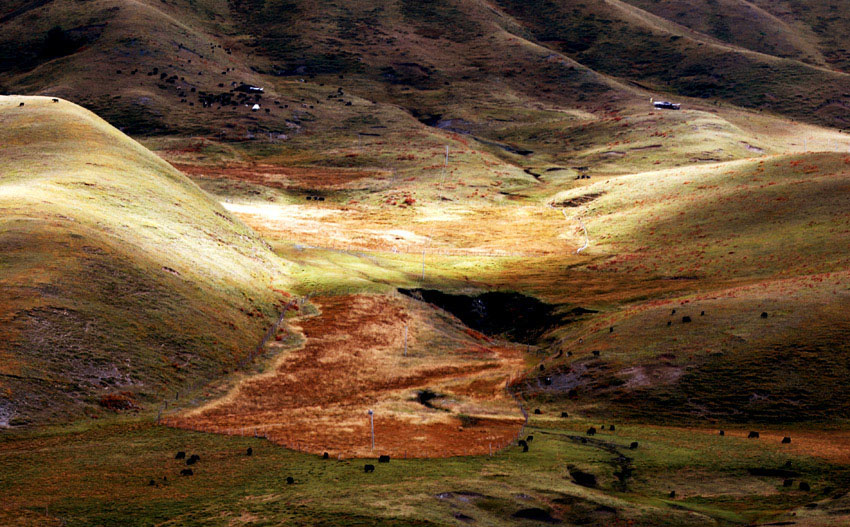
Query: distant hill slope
[
  {"left": 0, "top": 96, "right": 293, "bottom": 426},
  {"left": 3, "top": 0, "right": 850, "bottom": 136}
]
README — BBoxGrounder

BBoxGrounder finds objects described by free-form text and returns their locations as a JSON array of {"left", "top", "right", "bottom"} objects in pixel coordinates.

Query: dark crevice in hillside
[
  {"left": 541, "top": 430, "right": 634, "bottom": 491},
  {"left": 398, "top": 289, "right": 572, "bottom": 344}
]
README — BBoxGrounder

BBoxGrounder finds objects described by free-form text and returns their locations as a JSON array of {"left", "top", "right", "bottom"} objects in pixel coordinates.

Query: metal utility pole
[
  {"left": 403, "top": 324, "right": 408, "bottom": 356},
  {"left": 420, "top": 250, "right": 426, "bottom": 282},
  {"left": 368, "top": 409, "right": 375, "bottom": 450}
]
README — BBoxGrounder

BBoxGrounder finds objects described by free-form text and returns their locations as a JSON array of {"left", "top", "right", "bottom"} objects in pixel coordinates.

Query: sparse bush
[{"left": 98, "top": 392, "right": 139, "bottom": 411}]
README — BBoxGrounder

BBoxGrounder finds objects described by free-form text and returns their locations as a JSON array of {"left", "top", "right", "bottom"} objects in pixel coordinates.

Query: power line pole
[
  {"left": 368, "top": 409, "right": 375, "bottom": 451},
  {"left": 403, "top": 324, "right": 408, "bottom": 356},
  {"left": 420, "top": 249, "right": 426, "bottom": 283}
]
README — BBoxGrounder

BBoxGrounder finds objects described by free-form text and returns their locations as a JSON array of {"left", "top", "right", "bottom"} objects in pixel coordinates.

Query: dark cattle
[
  {"left": 323, "top": 452, "right": 330, "bottom": 459},
  {"left": 600, "top": 425, "right": 606, "bottom": 430},
  {"left": 719, "top": 430, "right": 725, "bottom": 436},
  {"left": 581, "top": 437, "right": 588, "bottom": 444},
  {"left": 700, "top": 311, "right": 705, "bottom": 316},
  {"left": 748, "top": 431, "right": 760, "bottom": 439},
  {"left": 518, "top": 439, "right": 529, "bottom": 452},
  {"left": 148, "top": 479, "right": 156, "bottom": 486},
  {"left": 682, "top": 316, "right": 692, "bottom": 323},
  {"left": 378, "top": 455, "right": 390, "bottom": 463},
  {"left": 52, "top": 98, "right": 59, "bottom": 103},
  {"left": 539, "top": 364, "right": 545, "bottom": 371},
  {"left": 630, "top": 442, "right": 639, "bottom": 450},
  {"left": 18, "top": 102, "right": 24, "bottom": 107},
  {"left": 246, "top": 447, "right": 253, "bottom": 456},
  {"left": 186, "top": 454, "right": 200, "bottom": 465},
  {"left": 592, "top": 350, "right": 600, "bottom": 357},
  {"left": 667, "top": 321, "right": 672, "bottom": 326},
  {"left": 671, "top": 309, "right": 676, "bottom": 315},
  {"left": 783, "top": 479, "right": 794, "bottom": 487},
  {"left": 544, "top": 377, "right": 552, "bottom": 386},
  {"left": 534, "top": 408, "right": 542, "bottom": 415},
  {"left": 799, "top": 482, "right": 811, "bottom": 492},
  {"left": 526, "top": 435, "right": 534, "bottom": 442},
  {"left": 568, "top": 388, "right": 578, "bottom": 398},
  {"left": 286, "top": 476, "right": 294, "bottom": 485},
  {"left": 560, "top": 412, "right": 569, "bottom": 418},
  {"left": 669, "top": 490, "right": 676, "bottom": 498},
  {"left": 175, "top": 451, "right": 186, "bottom": 460},
  {"left": 761, "top": 312, "right": 768, "bottom": 319},
  {"left": 587, "top": 427, "right": 597, "bottom": 436},
  {"left": 609, "top": 425, "right": 615, "bottom": 431},
  {"left": 567, "top": 351, "right": 573, "bottom": 357},
  {"left": 782, "top": 437, "right": 791, "bottom": 444},
  {"left": 180, "top": 469, "right": 193, "bottom": 476},
  {"left": 609, "top": 326, "right": 614, "bottom": 333},
  {"left": 318, "top": 197, "right": 325, "bottom": 201},
  {"left": 364, "top": 464, "right": 375, "bottom": 473}
]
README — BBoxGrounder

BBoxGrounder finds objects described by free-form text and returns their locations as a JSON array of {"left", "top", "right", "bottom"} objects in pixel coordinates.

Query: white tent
[{"left": 251, "top": 104, "right": 260, "bottom": 111}]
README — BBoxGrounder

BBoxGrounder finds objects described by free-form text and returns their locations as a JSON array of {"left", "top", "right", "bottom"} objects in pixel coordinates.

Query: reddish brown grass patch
[{"left": 166, "top": 295, "right": 525, "bottom": 458}]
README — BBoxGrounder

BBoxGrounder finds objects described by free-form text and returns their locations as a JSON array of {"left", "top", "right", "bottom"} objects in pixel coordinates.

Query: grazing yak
[
  {"left": 518, "top": 440, "right": 529, "bottom": 452},
  {"left": 378, "top": 455, "right": 390, "bottom": 463},
  {"left": 186, "top": 454, "right": 200, "bottom": 465},
  {"left": 748, "top": 431, "right": 760, "bottom": 439},
  {"left": 180, "top": 469, "right": 193, "bottom": 476},
  {"left": 586, "top": 427, "right": 597, "bottom": 436},
  {"left": 364, "top": 464, "right": 375, "bottom": 473},
  {"left": 175, "top": 451, "right": 186, "bottom": 460}
]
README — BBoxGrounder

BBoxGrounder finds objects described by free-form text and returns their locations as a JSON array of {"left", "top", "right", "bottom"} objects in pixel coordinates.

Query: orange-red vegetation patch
[
  {"left": 98, "top": 392, "right": 139, "bottom": 411},
  {"left": 175, "top": 163, "right": 390, "bottom": 191},
  {"left": 166, "top": 295, "right": 525, "bottom": 458},
  {"left": 689, "top": 428, "right": 850, "bottom": 464}
]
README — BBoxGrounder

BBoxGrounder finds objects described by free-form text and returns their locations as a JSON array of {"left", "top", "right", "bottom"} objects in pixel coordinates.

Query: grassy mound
[{"left": 0, "top": 96, "right": 294, "bottom": 426}]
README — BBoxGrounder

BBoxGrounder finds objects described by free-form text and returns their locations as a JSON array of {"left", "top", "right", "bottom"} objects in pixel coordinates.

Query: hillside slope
[
  {"left": 3, "top": 0, "right": 850, "bottom": 137},
  {"left": 0, "top": 96, "right": 294, "bottom": 426}
]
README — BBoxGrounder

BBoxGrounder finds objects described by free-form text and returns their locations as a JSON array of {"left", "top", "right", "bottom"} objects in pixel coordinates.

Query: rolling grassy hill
[
  {"left": 4, "top": 1, "right": 850, "bottom": 525},
  {"left": 0, "top": 95, "right": 294, "bottom": 426}
]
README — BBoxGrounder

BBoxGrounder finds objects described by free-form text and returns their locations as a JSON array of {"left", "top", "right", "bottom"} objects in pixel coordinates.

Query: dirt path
[{"left": 165, "top": 294, "right": 526, "bottom": 458}]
